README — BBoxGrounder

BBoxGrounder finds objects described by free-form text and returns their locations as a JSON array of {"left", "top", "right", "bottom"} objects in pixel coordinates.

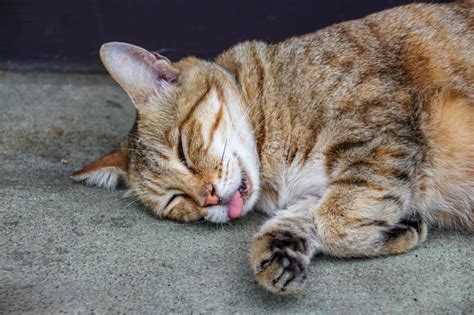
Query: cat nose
[{"left": 203, "top": 184, "right": 220, "bottom": 206}]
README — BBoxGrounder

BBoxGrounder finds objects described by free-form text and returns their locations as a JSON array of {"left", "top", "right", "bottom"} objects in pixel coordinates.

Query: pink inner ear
[
  {"left": 141, "top": 53, "right": 178, "bottom": 84},
  {"left": 157, "top": 65, "right": 179, "bottom": 84}
]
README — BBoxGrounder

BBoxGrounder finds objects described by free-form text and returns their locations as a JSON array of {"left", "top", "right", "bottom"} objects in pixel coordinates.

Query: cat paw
[
  {"left": 250, "top": 230, "right": 310, "bottom": 294},
  {"left": 381, "top": 212, "right": 428, "bottom": 254}
]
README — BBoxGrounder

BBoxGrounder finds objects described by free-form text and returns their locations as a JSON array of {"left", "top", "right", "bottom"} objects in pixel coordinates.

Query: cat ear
[
  {"left": 70, "top": 148, "right": 128, "bottom": 189},
  {"left": 100, "top": 42, "right": 179, "bottom": 105}
]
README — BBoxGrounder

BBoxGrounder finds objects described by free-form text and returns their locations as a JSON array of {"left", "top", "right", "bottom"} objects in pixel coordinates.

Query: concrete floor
[{"left": 1, "top": 70, "right": 473, "bottom": 313}]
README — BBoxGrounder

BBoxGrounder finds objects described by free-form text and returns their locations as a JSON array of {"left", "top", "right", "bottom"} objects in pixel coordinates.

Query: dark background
[{"left": 1, "top": 0, "right": 450, "bottom": 72}]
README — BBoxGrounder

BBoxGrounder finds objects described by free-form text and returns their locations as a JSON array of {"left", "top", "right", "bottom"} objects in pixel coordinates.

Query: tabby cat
[{"left": 72, "top": 2, "right": 473, "bottom": 293}]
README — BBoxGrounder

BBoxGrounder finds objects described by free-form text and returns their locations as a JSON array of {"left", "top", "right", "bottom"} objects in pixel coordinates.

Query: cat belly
[{"left": 256, "top": 154, "right": 329, "bottom": 215}]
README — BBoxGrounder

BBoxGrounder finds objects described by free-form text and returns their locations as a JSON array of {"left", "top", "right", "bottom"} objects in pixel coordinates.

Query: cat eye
[
  {"left": 177, "top": 134, "right": 190, "bottom": 169},
  {"left": 163, "top": 193, "right": 182, "bottom": 210}
]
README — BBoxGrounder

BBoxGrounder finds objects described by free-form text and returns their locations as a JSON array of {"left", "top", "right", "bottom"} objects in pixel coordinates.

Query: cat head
[{"left": 71, "top": 42, "right": 260, "bottom": 223}]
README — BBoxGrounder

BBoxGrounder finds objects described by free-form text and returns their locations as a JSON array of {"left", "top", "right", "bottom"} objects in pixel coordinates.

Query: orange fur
[{"left": 72, "top": 2, "right": 473, "bottom": 294}]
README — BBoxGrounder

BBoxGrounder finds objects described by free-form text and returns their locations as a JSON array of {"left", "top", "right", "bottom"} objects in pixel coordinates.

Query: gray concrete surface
[{"left": 0, "top": 70, "right": 473, "bottom": 314}]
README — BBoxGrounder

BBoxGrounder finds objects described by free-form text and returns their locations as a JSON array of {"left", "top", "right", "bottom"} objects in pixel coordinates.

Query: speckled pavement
[{"left": 1, "top": 70, "right": 472, "bottom": 313}]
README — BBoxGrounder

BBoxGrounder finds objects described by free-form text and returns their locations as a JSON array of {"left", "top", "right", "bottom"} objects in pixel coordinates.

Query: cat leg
[
  {"left": 251, "top": 186, "right": 428, "bottom": 293},
  {"left": 313, "top": 184, "right": 427, "bottom": 258},
  {"left": 250, "top": 196, "right": 323, "bottom": 294}
]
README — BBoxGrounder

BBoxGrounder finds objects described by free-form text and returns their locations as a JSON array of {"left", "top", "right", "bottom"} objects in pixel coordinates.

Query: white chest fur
[{"left": 256, "top": 154, "right": 329, "bottom": 215}]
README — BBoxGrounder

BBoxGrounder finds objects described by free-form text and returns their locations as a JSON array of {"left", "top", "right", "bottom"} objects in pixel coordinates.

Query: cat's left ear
[
  {"left": 100, "top": 42, "right": 179, "bottom": 105},
  {"left": 70, "top": 147, "right": 128, "bottom": 190}
]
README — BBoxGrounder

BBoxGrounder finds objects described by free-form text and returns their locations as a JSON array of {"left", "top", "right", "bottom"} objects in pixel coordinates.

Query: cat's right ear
[
  {"left": 70, "top": 148, "right": 128, "bottom": 190},
  {"left": 100, "top": 42, "right": 179, "bottom": 105}
]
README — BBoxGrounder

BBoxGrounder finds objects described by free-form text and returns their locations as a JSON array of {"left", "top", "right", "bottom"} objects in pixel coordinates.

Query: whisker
[{"left": 189, "top": 219, "right": 208, "bottom": 225}]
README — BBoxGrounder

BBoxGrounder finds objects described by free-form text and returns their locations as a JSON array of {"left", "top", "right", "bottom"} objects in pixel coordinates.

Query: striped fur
[{"left": 72, "top": 2, "right": 473, "bottom": 294}]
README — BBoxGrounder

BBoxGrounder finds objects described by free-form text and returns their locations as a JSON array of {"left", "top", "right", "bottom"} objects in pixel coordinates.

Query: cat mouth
[
  {"left": 225, "top": 164, "right": 252, "bottom": 220},
  {"left": 237, "top": 159, "right": 253, "bottom": 203},
  {"left": 238, "top": 173, "right": 251, "bottom": 201}
]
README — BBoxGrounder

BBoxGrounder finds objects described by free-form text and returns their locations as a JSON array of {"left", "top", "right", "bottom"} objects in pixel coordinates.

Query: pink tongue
[{"left": 227, "top": 191, "right": 244, "bottom": 219}]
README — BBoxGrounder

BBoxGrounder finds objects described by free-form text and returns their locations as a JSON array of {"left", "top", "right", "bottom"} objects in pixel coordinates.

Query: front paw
[{"left": 250, "top": 230, "right": 310, "bottom": 294}]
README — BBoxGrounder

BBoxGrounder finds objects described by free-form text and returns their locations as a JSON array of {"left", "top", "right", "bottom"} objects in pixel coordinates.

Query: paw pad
[{"left": 251, "top": 230, "right": 309, "bottom": 293}]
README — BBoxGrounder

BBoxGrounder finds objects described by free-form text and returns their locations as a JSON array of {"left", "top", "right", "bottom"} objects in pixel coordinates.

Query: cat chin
[{"left": 204, "top": 205, "right": 233, "bottom": 223}]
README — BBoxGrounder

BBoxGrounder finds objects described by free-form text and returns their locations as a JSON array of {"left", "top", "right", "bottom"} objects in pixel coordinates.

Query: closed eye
[
  {"left": 177, "top": 133, "right": 189, "bottom": 168},
  {"left": 163, "top": 193, "right": 183, "bottom": 210}
]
